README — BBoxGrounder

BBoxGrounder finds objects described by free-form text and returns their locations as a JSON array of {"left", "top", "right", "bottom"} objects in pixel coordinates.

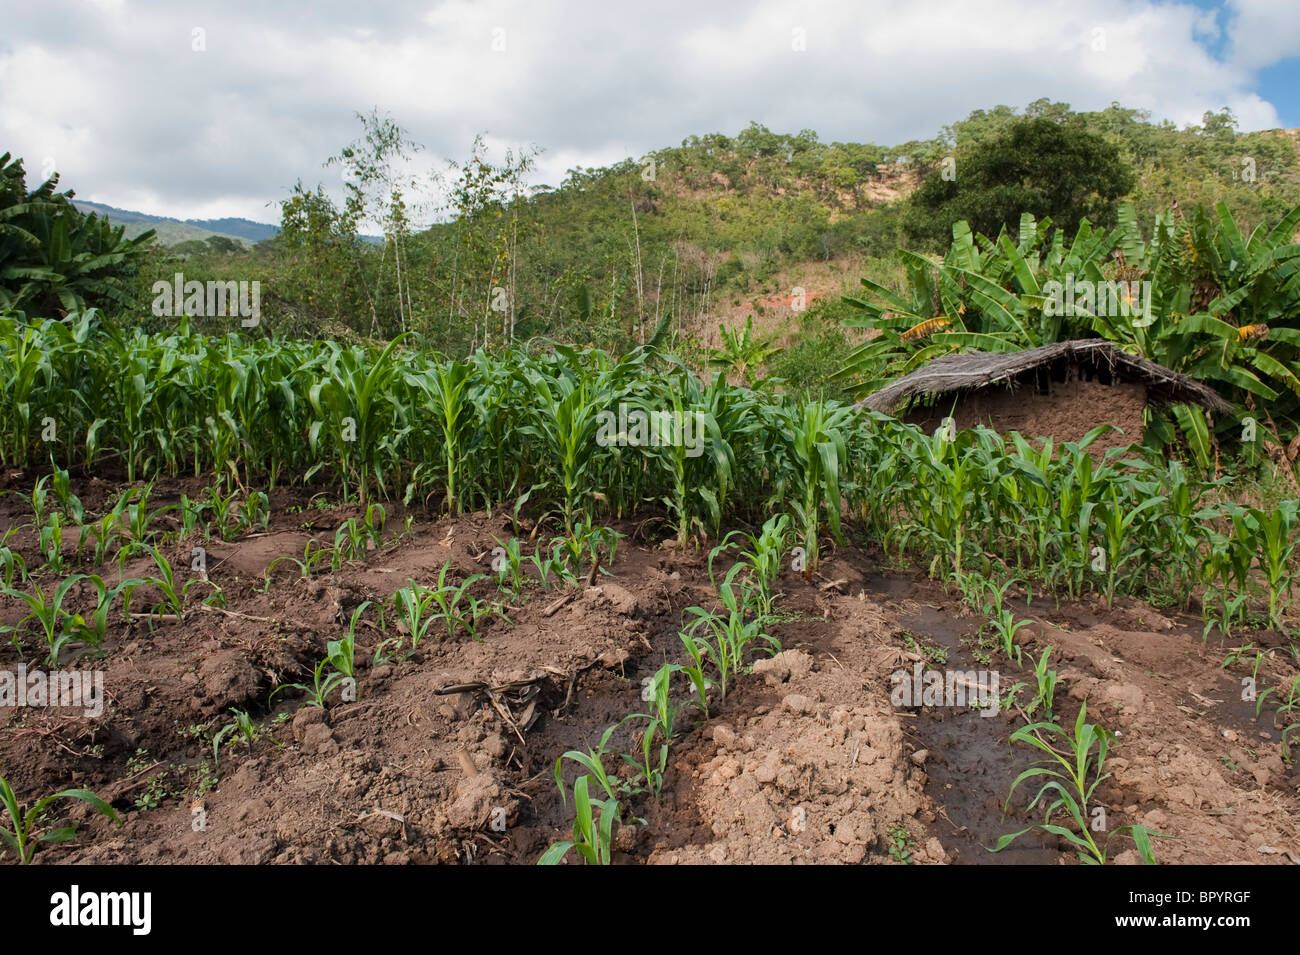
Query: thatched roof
[{"left": 858, "top": 340, "right": 1233, "bottom": 415}]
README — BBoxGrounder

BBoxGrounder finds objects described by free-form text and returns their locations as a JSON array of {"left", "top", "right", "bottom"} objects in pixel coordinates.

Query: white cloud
[
  {"left": 0, "top": 0, "right": 1295, "bottom": 224},
  {"left": 1225, "top": 0, "right": 1300, "bottom": 70}
]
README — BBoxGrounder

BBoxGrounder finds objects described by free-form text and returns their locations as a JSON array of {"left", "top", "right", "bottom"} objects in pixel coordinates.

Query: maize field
[{"left": 0, "top": 312, "right": 1297, "bottom": 866}]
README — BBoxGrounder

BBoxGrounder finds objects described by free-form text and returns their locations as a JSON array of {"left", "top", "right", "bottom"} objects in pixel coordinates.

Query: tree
[
  {"left": 169, "top": 239, "right": 209, "bottom": 256},
  {"left": 441, "top": 135, "right": 539, "bottom": 349},
  {"left": 275, "top": 180, "right": 363, "bottom": 329},
  {"left": 1199, "top": 107, "right": 1238, "bottom": 141},
  {"left": 204, "top": 235, "right": 242, "bottom": 255},
  {"left": 326, "top": 109, "right": 425, "bottom": 334},
  {"left": 903, "top": 116, "right": 1135, "bottom": 249}
]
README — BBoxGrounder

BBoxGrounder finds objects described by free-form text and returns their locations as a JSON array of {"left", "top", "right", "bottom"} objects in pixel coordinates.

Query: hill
[
  {"left": 120, "top": 101, "right": 1300, "bottom": 376},
  {"left": 72, "top": 200, "right": 275, "bottom": 247}
]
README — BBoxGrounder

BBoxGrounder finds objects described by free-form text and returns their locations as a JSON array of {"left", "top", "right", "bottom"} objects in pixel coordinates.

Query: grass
[{"left": 212, "top": 708, "right": 259, "bottom": 768}]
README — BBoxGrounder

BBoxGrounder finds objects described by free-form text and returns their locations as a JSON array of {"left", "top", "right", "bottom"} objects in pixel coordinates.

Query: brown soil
[
  {"left": 2, "top": 478, "right": 1297, "bottom": 865},
  {"left": 906, "top": 379, "right": 1148, "bottom": 455}
]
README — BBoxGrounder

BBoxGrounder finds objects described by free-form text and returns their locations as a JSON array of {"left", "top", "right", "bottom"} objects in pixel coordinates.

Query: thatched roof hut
[{"left": 858, "top": 341, "right": 1232, "bottom": 450}]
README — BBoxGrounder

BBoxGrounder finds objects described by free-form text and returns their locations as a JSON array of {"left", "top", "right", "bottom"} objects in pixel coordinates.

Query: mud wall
[{"left": 904, "top": 378, "right": 1148, "bottom": 453}]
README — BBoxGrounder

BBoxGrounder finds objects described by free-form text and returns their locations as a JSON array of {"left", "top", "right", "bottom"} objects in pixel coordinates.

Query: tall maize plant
[
  {"left": 638, "top": 363, "right": 735, "bottom": 544},
  {"left": 466, "top": 349, "right": 528, "bottom": 510},
  {"left": 514, "top": 345, "right": 622, "bottom": 533},
  {"left": 0, "top": 316, "right": 59, "bottom": 466},
  {"left": 1, "top": 310, "right": 1297, "bottom": 640},
  {"left": 307, "top": 334, "right": 410, "bottom": 503},
  {"left": 771, "top": 399, "right": 852, "bottom": 572},
  {"left": 404, "top": 355, "right": 476, "bottom": 515}
]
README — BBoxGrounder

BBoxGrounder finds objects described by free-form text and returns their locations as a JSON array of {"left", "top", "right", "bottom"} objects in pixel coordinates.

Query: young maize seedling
[
  {"left": 235, "top": 490, "right": 271, "bottom": 535},
  {"left": 39, "top": 512, "right": 65, "bottom": 573},
  {"left": 678, "top": 630, "right": 712, "bottom": 719},
  {"left": 952, "top": 570, "right": 989, "bottom": 613},
  {"left": 4, "top": 574, "right": 87, "bottom": 667},
  {"left": 0, "top": 545, "right": 25, "bottom": 590},
  {"left": 27, "top": 476, "right": 51, "bottom": 530},
  {"left": 265, "top": 539, "right": 336, "bottom": 589},
  {"left": 993, "top": 702, "right": 1160, "bottom": 865},
  {"left": 528, "top": 542, "right": 576, "bottom": 590},
  {"left": 554, "top": 723, "right": 623, "bottom": 803},
  {"left": 121, "top": 543, "right": 184, "bottom": 620},
  {"left": 334, "top": 519, "right": 374, "bottom": 564},
  {"left": 623, "top": 664, "right": 683, "bottom": 799},
  {"left": 710, "top": 514, "right": 791, "bottom": 616},
  {"left": 120, "top": 483, "right": 175, "bottom": 544},
  {"left": 49, "top": 464, "right": 84, "bottom": 526},
  {"left": 979, "top": 578, "right": 1031, "bottom": 667},
  {"left": 203, "top": 485, "right": 241, "bottom": 540},
  {"left": 460, "top": 593, "right": 507, "bottom": 641},
  {"left": 491, "top": 536, "right": 527, "bottom": 597},
  {"left": 1256, "top": 672, "right": 1300, "bottom": 762},
  {"left": 177, "top": 493, "right": 209, "bottom": 540},
  {"left": 363, "top": 503, "right": 387, "bottom": 544},
  {"left": 552, "top": 520, "right": 622, "bottom": 578},
  {"left": 82, "top": 496, "right": 133, "bottom": 567},
  {"left": 0, "top": 775, "right": 120, "bottom": 865},
  {"left": 271, "top": 659, "right": 350, "bottom": 709},
  {"left": 392, "top": 579, "right": 440, "bottom": 651},
  {"left": 69, "top": 574, "right": 146, "bottom": 652},
  {"left": 332, "top": 602, "right": 368, "bottom": 680},
  {"left": 1024, "top": 645, "right": 1057, "bottom": 720},
  {"left": 684, "top": 565, "right": 779, "bottom": 702},
  {"left": 537, "top": 775, "right": 618, "bottom": 866},
  {"left": 427, "top": 562, "right": 488, "bottom": 642}
]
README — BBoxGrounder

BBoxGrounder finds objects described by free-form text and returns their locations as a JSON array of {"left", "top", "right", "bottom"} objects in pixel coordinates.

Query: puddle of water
[{"left": 868, "top": 577, "right": 1066, "bottom": 865}]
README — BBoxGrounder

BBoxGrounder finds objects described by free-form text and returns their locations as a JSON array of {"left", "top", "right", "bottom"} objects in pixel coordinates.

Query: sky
[{"left": 1, "top": 0, "right": 1297, "bottom": 229}]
